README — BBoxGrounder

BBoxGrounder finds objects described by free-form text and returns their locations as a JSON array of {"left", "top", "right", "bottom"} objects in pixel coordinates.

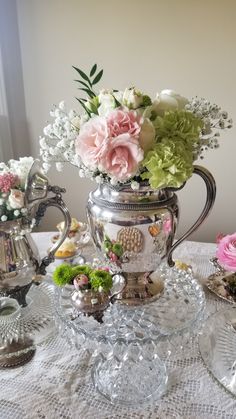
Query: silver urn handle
[
  {"left": 35, "top": 185, "right": 71, "bottom": 275},
  {"left": 167, "top": 165, "right": 216, "bottom": 267}
]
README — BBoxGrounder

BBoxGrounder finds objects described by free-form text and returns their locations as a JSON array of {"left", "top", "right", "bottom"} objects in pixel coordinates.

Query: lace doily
[{"left": 0, "top": 235, "right": 235, "bottom": 419}]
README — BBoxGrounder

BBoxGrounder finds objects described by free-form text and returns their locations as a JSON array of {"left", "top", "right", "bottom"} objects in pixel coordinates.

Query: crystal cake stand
[
  {"left": 0, "top": 282, "right": 56, "bottom": 367},
  {"left": 57, "top": 264, "right": 205, "bottom": 405},
  {"left": 199, "top": 306, "right": 236, "bottom": 397}
]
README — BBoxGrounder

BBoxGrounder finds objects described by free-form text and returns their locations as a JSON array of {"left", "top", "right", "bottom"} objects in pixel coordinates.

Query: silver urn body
[{"left": 87, "top": 166, "right": 216, "bottom": 305}]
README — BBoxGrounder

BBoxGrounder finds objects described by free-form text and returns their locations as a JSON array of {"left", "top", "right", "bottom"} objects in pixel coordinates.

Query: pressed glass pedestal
[
  {"left": 57, "top": 263, "right": 205, "bottom": 405},
  {"left": 0, "top": 282, "right": 57, "bottom": 367}
]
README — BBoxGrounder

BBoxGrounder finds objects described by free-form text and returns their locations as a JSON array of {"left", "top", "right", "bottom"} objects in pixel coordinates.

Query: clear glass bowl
[{"left": 56, "top": 263, "right": 206, "bottom": 405}]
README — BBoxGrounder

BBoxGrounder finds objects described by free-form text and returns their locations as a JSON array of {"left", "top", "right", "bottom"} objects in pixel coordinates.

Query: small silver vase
[{"left": 87, "top": 165, "right": 216, "bottom": 305}]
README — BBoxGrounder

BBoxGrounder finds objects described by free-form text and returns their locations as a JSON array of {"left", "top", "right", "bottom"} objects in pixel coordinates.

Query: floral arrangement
[
  {"left": 216, "top": 232, "right": 236, "bottom": 272},
  {"left": 40, "top": 64, "right": 232, "bottom": 189},
  {"left": 53, "top": 263, "right": 113, "bottom": 292},
  {"left": 0, "top": 157, "right": 34, "bottom": 222}
]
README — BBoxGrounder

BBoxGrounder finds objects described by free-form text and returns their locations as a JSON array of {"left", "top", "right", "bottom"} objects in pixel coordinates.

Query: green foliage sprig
[{"left": 73, "top": 63, "right": 103, "bottom": 115}]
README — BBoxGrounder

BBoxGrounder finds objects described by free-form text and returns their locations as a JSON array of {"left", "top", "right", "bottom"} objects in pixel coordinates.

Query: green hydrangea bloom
[
  {"left": 154, "top": 110, "right": 203, "bottom": 154},
  {"left": 141, "top": 139, "right": 194, "bottom": 189},
  {"left": 90, "top": 270, "right": 113, "bottom": 292}
]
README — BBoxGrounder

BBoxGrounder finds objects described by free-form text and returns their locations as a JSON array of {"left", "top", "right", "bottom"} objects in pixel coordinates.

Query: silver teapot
[
  {"left": 87, "top": 166, "right": 216, "bottom": 305},
  {"left": 71, "top": 273, "right": 126, "bottom": 322},
  {"left": 0, "top": 161, "right": 71, "bottom": 306}
]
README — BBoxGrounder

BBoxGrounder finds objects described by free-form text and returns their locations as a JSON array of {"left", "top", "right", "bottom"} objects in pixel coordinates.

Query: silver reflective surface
[
  {"left": 0, "top": 219, "right": 39, "bottom": 290},
  {"left": 87, "top": 166, "right": 216, "bottom": 304}
]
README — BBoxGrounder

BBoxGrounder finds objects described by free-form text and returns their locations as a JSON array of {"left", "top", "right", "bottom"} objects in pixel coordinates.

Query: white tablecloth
[{"left": 0, "top": 233, "right": 235, "bottom": 419}]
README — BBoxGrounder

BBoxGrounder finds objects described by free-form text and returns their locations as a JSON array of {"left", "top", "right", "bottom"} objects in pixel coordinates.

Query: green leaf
[
  {"left": 79, "top": 88, "right": 96, "bottom": 98},
  {"left": 92, "top": 69, "right": 103, "bottom": 85},
  {"left": 76, "top": 98, "right": 91, "bottom": 116},
  {"left": 72, "top": 66, "right": 92, "bottom": 87},
  {"left": 90, "top": 64, "right": 97, "bottom": 77},
  {"left": 74, "top": 79, "right": 91, "bottom": 90}
]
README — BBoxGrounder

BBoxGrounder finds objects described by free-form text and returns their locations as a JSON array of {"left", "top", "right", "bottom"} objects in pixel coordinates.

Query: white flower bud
[
  {"left": 14, "top": 210, "right": 20, "bottom": 216},
  {"left": 110, "top": 177, "right": 118, "bottom": 186},
  {"left": 131, "top": 181, "right": 140, "bottom": 190},
  {"left": 42, "top": 162, "right": 51, "bottom": 172},
  {"left": 95, "top": 175, "right": 102, "bottom": 184},
  {"left": 79, "top": 169, "right": 85, "bottom": 178},
  {"left": 56, "top": 162, "right": 64, "bottom": 172},
  {"left": 58, "top": 100, "right": 65, "bottom": 110},
  {"left": 1, "top": 215, "right": 7, "bottom": 222},
  {"left": 43, "top": 124, "right": 52, "bottom": 136}
]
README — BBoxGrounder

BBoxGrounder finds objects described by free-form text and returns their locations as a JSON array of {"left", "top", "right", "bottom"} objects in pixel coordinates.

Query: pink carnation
[
  {"left": 75, "top": 116, "right": 109, "bottom": 169},
  {"left": 107, "top": 109, "right": 142, "bottom": 138},
  {"left": 216, "top": 232, "right": 236, "bottom": 272},
  {"left": 99, "top": 133, "right": 144, "bottom": 181},
  {"left": 0, "top": 173, "right": 19, "bottom": 193}
]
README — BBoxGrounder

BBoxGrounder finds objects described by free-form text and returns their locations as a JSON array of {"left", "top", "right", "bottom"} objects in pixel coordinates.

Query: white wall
[
  {"left": 0, "top": 0, "right": 30, "bottom": 160},
  {"left": 15, "top": 0, "right": 236, "bottom": 241}
]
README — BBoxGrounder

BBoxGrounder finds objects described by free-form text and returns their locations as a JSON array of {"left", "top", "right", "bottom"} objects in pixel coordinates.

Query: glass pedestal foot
[{"left": 92, "top": 342, "right": 167, "bottom": 405}]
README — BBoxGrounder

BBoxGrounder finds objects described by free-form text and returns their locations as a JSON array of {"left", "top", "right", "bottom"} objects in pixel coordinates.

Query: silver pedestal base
[{"left": 116, "top": 272, "right": 164, "bottom": 306}]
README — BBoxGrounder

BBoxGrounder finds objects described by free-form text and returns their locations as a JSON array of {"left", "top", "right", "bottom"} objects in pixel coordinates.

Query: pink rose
[
  {"left": 107, "top": 109, "right": 142, "bottom": 138},
  {"left": 216, "top": 233, "right": 236, "bottom": 272},
  {"left": 99, "top": 133, "right": 144, "bottom": 181},
  {"left": 75, "top": 116, "right": 109, "bottom": 169},
  {"left": 74, "top": 274, "right": 89, "bottom": 290}
]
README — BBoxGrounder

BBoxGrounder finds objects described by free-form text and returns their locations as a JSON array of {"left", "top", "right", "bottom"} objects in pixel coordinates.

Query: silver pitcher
[
  {"left": 87, "top": 166, "right": 216, "bottom": 305},
  {"left": 0, "top": 160, "right": 71, "bottom": 306}
]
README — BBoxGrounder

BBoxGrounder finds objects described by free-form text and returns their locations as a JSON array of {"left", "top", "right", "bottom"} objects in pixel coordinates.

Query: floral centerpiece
[
  {"left": 0, "top": 157, "right": 34, "bottom": 222},
  {"left": 40, "top": 64, "right": 232, "bottom": 189}
]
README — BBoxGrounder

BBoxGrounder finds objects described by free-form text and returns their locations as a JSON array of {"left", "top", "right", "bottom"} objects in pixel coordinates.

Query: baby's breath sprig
[{"left": 186, "top": 97, "right": 232, "bottom": 158}]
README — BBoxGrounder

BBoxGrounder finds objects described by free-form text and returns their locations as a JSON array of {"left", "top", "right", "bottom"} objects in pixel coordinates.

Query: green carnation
[
  {"left": 154, "top": 110, "right": 203, "bottom": 154},
  {"left": 141, "top": 139, "right": 194, "bottom": 189},
  {"left": 71, "top": 265, "right": 92, "bottom": 277},
  {"left": 90, "top": 270, "right": 113, "bottom": 292},
  {"left": 53, "top": 264, "right": 74, "bottom": 286}
]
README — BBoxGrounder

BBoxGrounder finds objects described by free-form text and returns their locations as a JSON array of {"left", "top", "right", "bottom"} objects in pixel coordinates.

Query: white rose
[
  {"left": 122, "top": 87, "right": 143, "bottom": 109},
  {"left": 153, "top": 89, "right": 189, "bottom": 116},
  {"left": 8, "top": 189, "right": 25, "bottom": 209},
  {"left": 139, "top": 119, "right": 156, "bottom": 153},
  {"left": 98, "top": 90, "right": 116, "bottom": 116}
]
